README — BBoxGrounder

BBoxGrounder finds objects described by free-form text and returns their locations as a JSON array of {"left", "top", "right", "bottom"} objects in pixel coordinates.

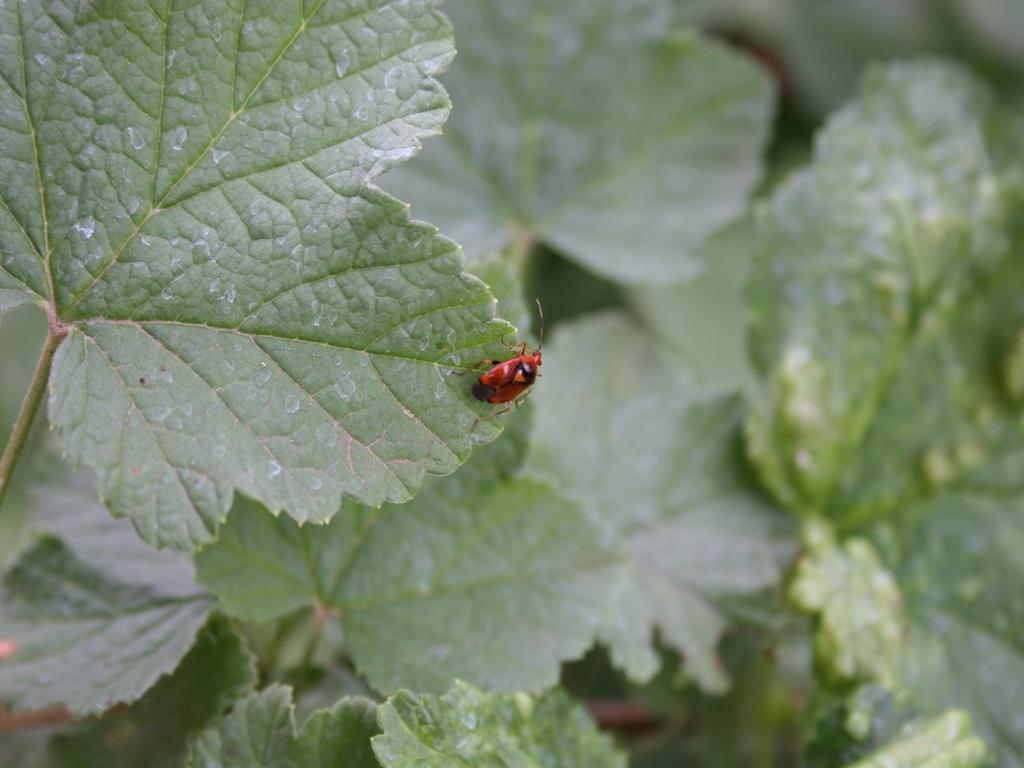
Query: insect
[{"left": 472, "top": 299, "right": 544, "bottom": 409}]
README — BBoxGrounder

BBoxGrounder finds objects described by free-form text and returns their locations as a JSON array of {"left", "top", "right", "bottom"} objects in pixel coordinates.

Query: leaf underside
[{"left": 0, "top": 0, "right": 514, "bottom": 551}]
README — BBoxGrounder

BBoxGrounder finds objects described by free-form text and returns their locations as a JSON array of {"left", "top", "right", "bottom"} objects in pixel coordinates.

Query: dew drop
[
  {"left": 334, "top": 372, "right": 356, "bottom": 399},
  {"left": 354, "top": 104, "right": 368, "bottom": 121},
  {"left": 72, "top": 217, "right": 96, "bottom": 239},
  {"left": 334, "top": 48, "right": 350, "bottom": 78},
  {"left": 34, "top": 52, "right": 49, "bottom": 66},
  {"left": 171, "top": 126, "right": 187, "bottom": 151},
  {"left": 212, "top": 147, "right": 230, "bottom": 164},
  {"left": 310, "top": 476, "right": 323, "bottom": 491},
  {"left": 316, "top": 422, "right": 338, "bottom": 448},
  {"left": 266, "top": 460, "right": 282, "bottom": 479},
  {"left": 434, "top": 381, "right": 446, "bottom": 400},
  {"left": 150, "top": 405, "right": 172, "bottom": 422},
  {"left": 284, "top": 394, "right": 300, "bottom": 413},
  {"left": 126, "top": 126, "right": 145, "bottom": 150}
]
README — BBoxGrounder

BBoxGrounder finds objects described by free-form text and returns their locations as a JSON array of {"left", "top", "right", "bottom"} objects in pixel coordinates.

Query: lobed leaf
[
  {"left": 186, "top": 686, "right": 380, "bottom": 768},
  {"left": 747, "top": 60, "right": 1024, "bottom": 765},
  {"left": 525, "top": 313, "right": 795, "bottom": 691},
  {"left": 195, "top": 422, "right": 628, "bottom": 694},
  {"left": 0, "top": 0, "right": 514, "bottom": 552},
  {"left": 745, "top": 61, "right": 1013, "bottom": 516},
  {"left": 790, "top": 521, "right": 903, "bottom": 689},
  {"left": 844, "top": 710, "right": 987, "bottom": 768},
  {"left": 886, "top": 492, "right": 1024, "bottom": 763},
  {"left": 626, "top": 219, "right": 755, "bottom": 391},
  {"left": 0, "top": 534, "right": 214, "bottom": 716},
  {"left": 372, "top": 680, "right": 626, "bottom": 767},
  {"left": 48, "top": 617, "right": 257, "bottom": 768},
  {"left": 382, "top": 0, "right": 774, "bottom": 283}
]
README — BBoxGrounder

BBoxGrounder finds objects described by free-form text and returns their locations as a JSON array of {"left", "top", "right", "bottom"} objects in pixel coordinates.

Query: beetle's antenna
[{"left": 535, "top": 298, "right": 545, "bottom": 350}]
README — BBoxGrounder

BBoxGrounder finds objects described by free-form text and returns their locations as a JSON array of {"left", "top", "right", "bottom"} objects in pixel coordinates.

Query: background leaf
[
  {"left": 0, "top": 464, "right": 215, "bottom": 716},
  {"left": 844, "top": 710, "right": 987, "bottom": 768},
  {"left": 186, "top": 686, "right": 380, "bottom": 768},
  {"left": 0, "top": 0, "right": 518, "bottom": 552},
  {"left": 526, "top": 313, "right": 795, "bottom": 692},
  {"left": 744, "top": 61, "right": 1013, "bottom": 516},
  {"left": 790, "top": 522, "right": 903, "bottom": 689},
  {"left": 47, "top": 617, "right": 257, "bottom": 768},
  {"left": 626, "top": 220, "right": 755, "bottom": 392},
  {"left": 195, "top": 417, "right": 628, "bottom": 694},
  {"left": 373, "top": 680, "right": 626, "bottom": 768},
  {"left": 0, "top": 534, "right": 214, "bottom": 716},
  {"left": 747, "top": 60, "right": 1024, "bottom": 764},
  {"left": 382, "top": 0, "right": 774, "bottom": 283},
  {"left": 886, "top": 493, "right": 1024, "bottom": 763}
]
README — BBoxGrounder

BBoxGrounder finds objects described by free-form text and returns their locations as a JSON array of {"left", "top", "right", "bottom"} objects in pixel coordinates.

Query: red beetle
[{"left": 472, "top": 300, "right": 544, "bottom": 407}]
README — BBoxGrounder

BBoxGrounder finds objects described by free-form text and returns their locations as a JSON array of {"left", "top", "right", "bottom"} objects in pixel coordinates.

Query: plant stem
[
  {"left": 509, "top": 229, "right": 534, "bottom": 269},
  {"left": 297, "top": 601, "right": 330, "bottom": 682},
  {"left": 0, "top": 329, "right": 61, "bottom": 510}
]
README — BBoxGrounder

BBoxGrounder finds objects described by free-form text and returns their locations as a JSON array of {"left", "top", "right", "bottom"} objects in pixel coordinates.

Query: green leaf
[
  {"left": 0, "top": 289, "right": 29, "bottom": 315},
  {"left": 0, "top": 534, "right": 214, "bottom": 716},
  {"left": 803, "top": 685, "right": 902, "bottom": 768},
  {"left": 372, "top": 680, "right": 626, "bottom": 767},
  {"left": 804, "top": 687, "right": 988, "bottom": 768},
  {"left": 745, "top": 61, "right": 1013, "bottom": 516},
  {"left": 195, "top": 427, "right": 627, "bottom": 694},
  {"left": 25, "top": 468, "right": 200, "bottom": 595},
  {"left": 626, "top": 219, "right": 755, "bottom": 391},
  {"left": 746, "top": 61, "right": 1024, "bottom": 765},
  {"left": 844, "top": 710, "right": 987, "bottom": 768},
  {"left": 468, "top": 252, "right": 531, "bottom": 343},
  {"left": 886, "top": 492, "right": 1024, "bottom": 763},
  {"left": 48, "top": 617, "right": 257, "bottom": 768},
  {"left": 186, "top": 686, "right": 380, "bottom": 768},
  {"left": 790, "top": 521, "right": 904, "bottom": 689},
  {"left": 0, "top": 0, "right": 514, "bottom": 552},
  {"left": 382, "top": 0, "right": 774, "bottom": 283},
  {"left": 525, "top": 313, "right": 795, "bottom": 692}
]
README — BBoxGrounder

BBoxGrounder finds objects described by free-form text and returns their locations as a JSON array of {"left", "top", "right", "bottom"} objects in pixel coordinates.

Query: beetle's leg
[{"left": 512, "top": 390, "right": 534, "bottom": 408}]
